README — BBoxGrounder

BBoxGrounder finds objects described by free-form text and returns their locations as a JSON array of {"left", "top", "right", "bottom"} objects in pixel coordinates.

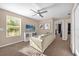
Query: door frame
[{"left": 71, "top": 4, "right": 78, "bottom": 55}]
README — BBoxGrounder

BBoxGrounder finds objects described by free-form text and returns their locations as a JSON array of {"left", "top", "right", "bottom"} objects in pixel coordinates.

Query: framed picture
[
  {"left": 39, "top": 23, "right": 50, "bottom": 30},
  {"left": 39, "top": 24, "right": 44, "bottom": 29},
  {"left": 44, "top": 23, "right": 50, "bottom": 30}
]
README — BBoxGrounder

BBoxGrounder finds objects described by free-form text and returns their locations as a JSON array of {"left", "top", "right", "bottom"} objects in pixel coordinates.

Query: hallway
[{"left": 44, "top": 36, "right": 73, "bottom": 56}]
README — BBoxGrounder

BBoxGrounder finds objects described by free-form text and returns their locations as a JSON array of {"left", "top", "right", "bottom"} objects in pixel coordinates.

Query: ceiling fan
[
  {"left": 30, "top": 9, "right": 48, "bottom": 17},
  {"left": 30, "top": 4, "right": 57, "bottom": 18}
]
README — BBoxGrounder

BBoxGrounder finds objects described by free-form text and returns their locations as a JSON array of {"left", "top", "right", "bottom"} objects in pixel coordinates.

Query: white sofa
[{"left": 30, "top": 33, "right": 54, "bottom": 53}]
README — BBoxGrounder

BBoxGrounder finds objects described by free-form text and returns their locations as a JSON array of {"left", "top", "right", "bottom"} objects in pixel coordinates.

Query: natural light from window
[{"left": 6, "top": 15, "right": 21, "bottom": 37}]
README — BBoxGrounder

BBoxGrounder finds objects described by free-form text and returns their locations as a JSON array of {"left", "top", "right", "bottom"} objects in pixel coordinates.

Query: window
[{"left": 6, "top": 15, "right": 21, "bottom": 37}]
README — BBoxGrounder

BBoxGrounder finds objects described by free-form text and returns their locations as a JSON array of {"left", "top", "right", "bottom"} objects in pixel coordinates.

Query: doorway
[
  {"left": 68, "top": 23, "right": 71, "bottom": 35},
  {"left": 67, "top": 23, "right": 71, "bottom": 47},
  {"left": 58, "top": 24, "right": 62, "bottom": 37}
]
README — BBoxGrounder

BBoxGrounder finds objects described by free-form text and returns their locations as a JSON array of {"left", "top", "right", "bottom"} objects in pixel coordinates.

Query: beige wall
[{"left": 0, "top": 9, "right": 39, "bottom": 46}]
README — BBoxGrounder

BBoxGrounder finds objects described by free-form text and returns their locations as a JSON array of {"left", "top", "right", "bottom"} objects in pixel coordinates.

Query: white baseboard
[
  {"left": 0, "top": 40, "right": 23, "bottom": 48},
  {"left": 75, "top": 49, "right": 79, "bottom": 56}
]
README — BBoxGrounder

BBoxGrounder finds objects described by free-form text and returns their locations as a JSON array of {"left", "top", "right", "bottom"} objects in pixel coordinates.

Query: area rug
[{"left": 19, "top": 46, "right": 46, "bottom": 56}]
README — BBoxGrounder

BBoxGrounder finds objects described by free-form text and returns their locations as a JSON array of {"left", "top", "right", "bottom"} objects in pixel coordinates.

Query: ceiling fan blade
[
  {"left": 40, "top": 11, "right": 48, "bottom": 14},
  {"left": 30, "top": 9, "right": 37, "bottom": 13},
  {"left": 39, "top": 14, "right": 43, "bottom": 17}
]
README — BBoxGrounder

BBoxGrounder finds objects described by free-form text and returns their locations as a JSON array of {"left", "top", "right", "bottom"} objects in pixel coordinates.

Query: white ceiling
[{"left": 0, "top": 3, "right": 74, "bottom": 20}]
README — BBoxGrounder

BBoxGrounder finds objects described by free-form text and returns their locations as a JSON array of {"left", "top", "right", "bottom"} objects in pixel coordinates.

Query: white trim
[
  {"left": 70, "top": 4, "right": 78, "bottom": 54},
  {"left": 75, "top": 49, "right": 79, "bottom": 56},
  {"left": 0, "top": 40, "right": 23, "bottom": 48}
]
